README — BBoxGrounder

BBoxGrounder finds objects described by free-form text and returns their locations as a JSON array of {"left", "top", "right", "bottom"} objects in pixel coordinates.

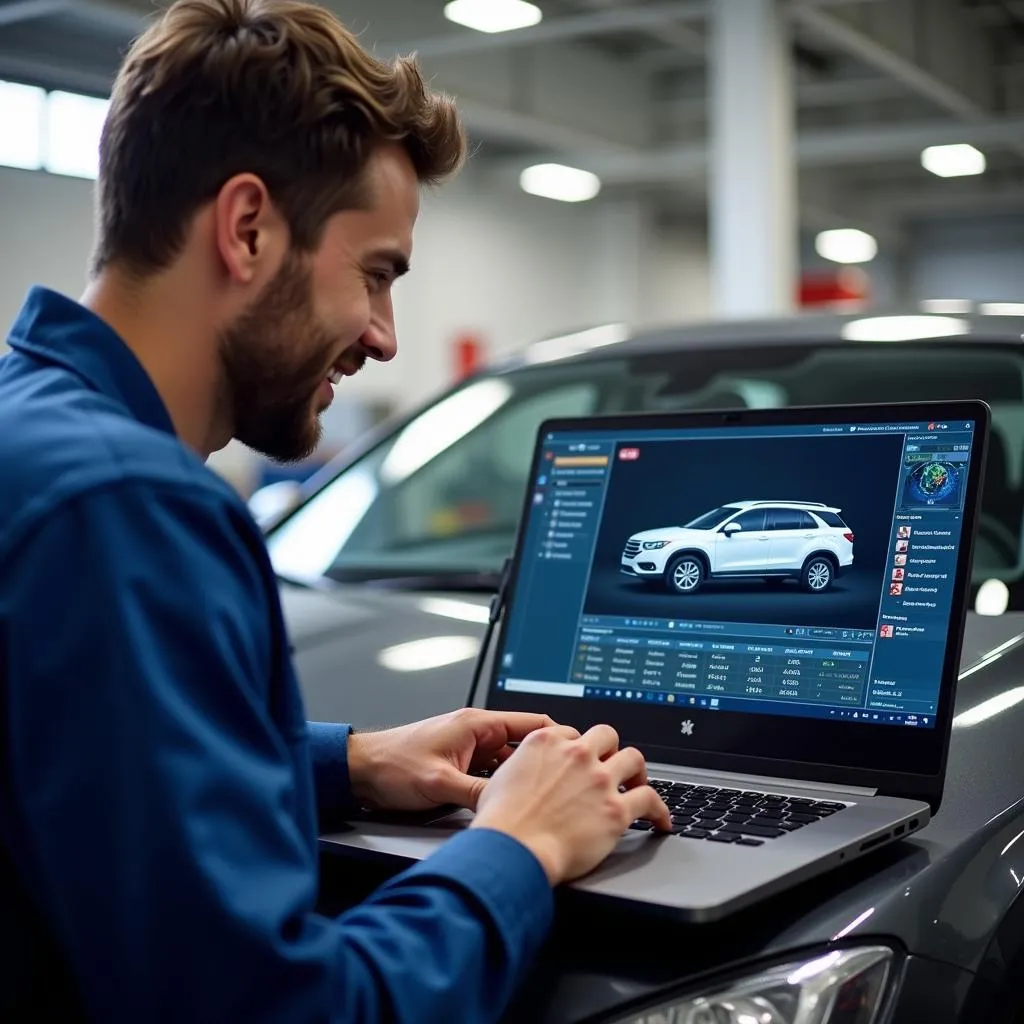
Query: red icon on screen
[{"left": 619, "top": 447, "right": 640, "bottom": 461}]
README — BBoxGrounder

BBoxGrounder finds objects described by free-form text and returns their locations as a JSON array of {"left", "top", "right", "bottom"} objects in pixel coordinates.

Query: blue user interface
[{"left": 493, "top": 416, "right": 977, "bottom": 729}]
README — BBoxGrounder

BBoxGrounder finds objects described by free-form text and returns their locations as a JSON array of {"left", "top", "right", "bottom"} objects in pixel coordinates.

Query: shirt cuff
[
  {"left": 307, "top": 721, "right": 359, "bottom": 817},
  {"left": 388, "top": 827, "right": 554, "bottom": 960}
]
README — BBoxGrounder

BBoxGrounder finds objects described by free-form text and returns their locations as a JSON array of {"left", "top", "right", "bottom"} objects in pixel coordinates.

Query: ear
[{"left": 213, "top": 173, "right": 288, "bottom": 286}]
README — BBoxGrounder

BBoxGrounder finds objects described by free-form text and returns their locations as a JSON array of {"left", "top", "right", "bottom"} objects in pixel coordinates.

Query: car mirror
[{"left": 723, "top": 522, "right": 742, "bottom": 535}]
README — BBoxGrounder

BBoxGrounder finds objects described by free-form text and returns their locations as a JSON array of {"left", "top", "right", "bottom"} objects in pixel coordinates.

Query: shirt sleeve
[
  {"left": 0, "top": 480, "right": 553, "bottom": 1024},
  {"left": 307, "top": 720, "right": 362, "bottom": 821}
]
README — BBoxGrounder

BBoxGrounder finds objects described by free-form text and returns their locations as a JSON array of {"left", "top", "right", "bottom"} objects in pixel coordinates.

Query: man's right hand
[{"left": 469, "top": 723, "right": 671, "bottom": 885}]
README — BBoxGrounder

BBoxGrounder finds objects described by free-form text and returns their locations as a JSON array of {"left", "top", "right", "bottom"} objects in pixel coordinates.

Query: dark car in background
[{"left": 264, "top": 310, "right": 1024, "bottom": 1023}]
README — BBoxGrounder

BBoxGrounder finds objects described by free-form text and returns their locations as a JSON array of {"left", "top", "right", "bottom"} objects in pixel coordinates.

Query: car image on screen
[{"left": 620, "top": 500, "right": 855, "bottom": 594}]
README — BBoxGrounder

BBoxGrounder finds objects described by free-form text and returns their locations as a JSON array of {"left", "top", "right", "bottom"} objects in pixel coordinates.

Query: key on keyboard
[{"left": 631, "top": 778, "right": 851, "bottom": 846}]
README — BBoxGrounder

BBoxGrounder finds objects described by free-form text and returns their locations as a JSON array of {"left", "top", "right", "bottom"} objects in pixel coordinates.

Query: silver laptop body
[{"left": 321, "top": 401, "right": 988, "bottom": 921}]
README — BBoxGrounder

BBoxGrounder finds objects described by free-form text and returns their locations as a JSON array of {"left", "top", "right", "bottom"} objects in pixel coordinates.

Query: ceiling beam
[
  {"left": 383, "top": 1, "right": 708, "bottom": 61},
  {"left": 487, "top": 114, "right": 1024, "bottom": 186},
  {"left": 0, "top": 51, "right": 112, "bottom": 92},
  {"left": 457, "top": 99, "right": 638, "bottom": 157},
  {"left": 0, "top": 0, "right": 67, "bottom": 26},
  {"left": 664, "top": 76, "right": 910, "bottom": 120},
  {"left": 788, "top": 2, "right": 990, "bottom": 119}
]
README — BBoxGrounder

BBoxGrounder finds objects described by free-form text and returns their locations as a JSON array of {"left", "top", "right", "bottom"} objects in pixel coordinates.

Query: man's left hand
[{"left": 346, "top": 708, "right": 565, "bottom": 812}]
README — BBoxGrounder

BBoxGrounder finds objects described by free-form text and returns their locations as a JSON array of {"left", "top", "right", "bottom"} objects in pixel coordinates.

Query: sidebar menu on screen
[{"left": 498, "top": 441, "right": 615, "bottom": 692}]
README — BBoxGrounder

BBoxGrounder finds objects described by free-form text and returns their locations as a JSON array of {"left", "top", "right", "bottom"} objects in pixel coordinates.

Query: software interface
[{"left": 493, "top": 416, "right": 978, "bottom": 729}]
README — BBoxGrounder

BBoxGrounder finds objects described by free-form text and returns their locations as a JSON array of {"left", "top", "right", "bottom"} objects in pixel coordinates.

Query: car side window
[
  {"left": 767, "top": 508, "right": 808, "bottom": 530},
  {"left": 731, "top": 509, "right": 766, "bottom": 531}
]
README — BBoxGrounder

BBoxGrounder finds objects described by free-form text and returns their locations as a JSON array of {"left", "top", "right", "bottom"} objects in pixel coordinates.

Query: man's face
[{"left": 220, "top": 143, "right": 418, "bottom": 461}]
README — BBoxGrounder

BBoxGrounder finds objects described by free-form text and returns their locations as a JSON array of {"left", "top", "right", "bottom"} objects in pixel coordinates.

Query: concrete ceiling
[{"left": 1, "top": 0, "right": 1023, "bottom": 235}]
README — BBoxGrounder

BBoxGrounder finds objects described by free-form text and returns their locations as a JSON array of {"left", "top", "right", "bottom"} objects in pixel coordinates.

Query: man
[{"left": 0, "top": 0, "right": 670, "bottom": 1020}]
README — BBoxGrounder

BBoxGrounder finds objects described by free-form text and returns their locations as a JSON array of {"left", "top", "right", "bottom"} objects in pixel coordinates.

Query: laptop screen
[{"left": 485, "top": 403, "right": 987, "bottom": 781}]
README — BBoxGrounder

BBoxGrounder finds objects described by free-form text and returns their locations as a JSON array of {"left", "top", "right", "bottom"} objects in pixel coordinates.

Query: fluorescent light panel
[
  {"left": 444, "top": 0, "right": 541, "bottom": 33},
  {"left": 841, "top": 315, "right": 969, "bottom": 342},
  {"left": 815, "top": 228, "right": 877, "bottom": 265},
  {"left": 921, "top": 143, "right": 986, "bottom": 178},
  {"left": 920, "top": 299, "right": 973, "bottom": 314},
  {"left": 0, "top": 79, "right": 45, "bottom": 171},
  {"left": 520, "top": 163, "right": 601, "bottom": 203},
  {"left": 980, "top": 302, "right": 1024, "bottom": 316},
  {"left": 45, "top": 90, "right": 109, "bottom": 180}
]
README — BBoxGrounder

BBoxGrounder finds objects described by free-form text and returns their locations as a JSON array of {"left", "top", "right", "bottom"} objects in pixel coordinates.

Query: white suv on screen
[{"left": 620, "top": 501, "right": 855, "bottom": 595}]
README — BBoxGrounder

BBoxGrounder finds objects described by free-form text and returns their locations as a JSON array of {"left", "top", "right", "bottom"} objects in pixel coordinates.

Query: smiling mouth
[{"left": 327, "top": 354, "right": 366, "bottom": 385}]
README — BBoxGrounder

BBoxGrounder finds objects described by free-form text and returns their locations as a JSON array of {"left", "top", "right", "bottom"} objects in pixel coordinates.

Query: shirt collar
[{"left": 7, "top": 285, "right": 176, "bottom": 437}]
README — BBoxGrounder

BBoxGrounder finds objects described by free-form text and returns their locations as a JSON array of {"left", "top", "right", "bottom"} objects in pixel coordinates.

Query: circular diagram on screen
[{"left": 906, "top": 460, "right": 960, "bottom": 504}]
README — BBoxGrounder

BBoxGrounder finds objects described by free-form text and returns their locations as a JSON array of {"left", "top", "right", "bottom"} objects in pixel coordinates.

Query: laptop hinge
[{"left": 647, "top": 762, "right": 879, "bottom": 799}]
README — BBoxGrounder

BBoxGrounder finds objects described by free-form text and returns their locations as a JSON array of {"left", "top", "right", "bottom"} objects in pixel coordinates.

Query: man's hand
[
  {"left": 471, "top": 724, "right": 672, "bottom": 886},
  {"left": 346, "top": 708, "right": 559, "bottom": 812}
]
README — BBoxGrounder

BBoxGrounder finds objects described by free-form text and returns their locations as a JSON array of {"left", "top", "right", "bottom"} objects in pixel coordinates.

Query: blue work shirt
[{"left": 0, "top": 287, "right": 553, "bottom": 1022}]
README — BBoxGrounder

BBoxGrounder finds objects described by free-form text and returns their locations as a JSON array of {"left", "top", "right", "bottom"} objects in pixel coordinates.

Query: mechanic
[{"left": 0, "top": 0, "right": 671, "bottom": 1020}]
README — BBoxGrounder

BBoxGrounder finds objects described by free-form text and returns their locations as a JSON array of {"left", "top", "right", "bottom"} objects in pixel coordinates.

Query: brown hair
[{"left": 92, "top": 0, "right": 466, "bottom": 276}]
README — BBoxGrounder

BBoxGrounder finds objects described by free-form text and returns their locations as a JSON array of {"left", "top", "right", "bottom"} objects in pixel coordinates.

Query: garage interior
[{"left": 3, "top": 2, "right": 1024, "bottom": 1023}]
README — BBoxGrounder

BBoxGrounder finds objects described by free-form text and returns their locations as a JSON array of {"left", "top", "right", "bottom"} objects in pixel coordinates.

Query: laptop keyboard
[{"left": 630, "top": 778, "right": 850, "bottom": 846}]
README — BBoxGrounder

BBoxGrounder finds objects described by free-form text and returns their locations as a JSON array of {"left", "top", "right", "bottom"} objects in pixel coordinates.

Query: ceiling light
[
  {"left": 841, "top": 315, "right": 969, "bottom": 342},
  {"left": 444, "top": 0, "right": 541, "bottom": 33},
  {"left": 980, "top": 302, "right": 1024, "bottom": 316},
  {"left": 921, "top": 143, "right": 986, "bottom": 178},
  {"left": 520, "top": 163, "right": 601, "bottom": 203},
  {"left": 920, "top": 299, "right": 972, "bottom": 315},
  {"left": 815, "top": 228, "right": 877, "bottom": 264}
]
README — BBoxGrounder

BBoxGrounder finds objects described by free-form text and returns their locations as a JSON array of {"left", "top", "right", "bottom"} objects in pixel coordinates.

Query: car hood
[
  {"left": 282, "top": 579, "right": 1024, "bottom": 1008},
  {"left": 281, "top": 581, "right": 489, "bottom": 728}
]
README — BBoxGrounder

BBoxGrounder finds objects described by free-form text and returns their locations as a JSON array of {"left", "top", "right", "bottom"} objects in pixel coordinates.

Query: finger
[
  {"left": 580, "top": 723, "right": 620, "bottom": 759},
  {"left": 486, "top": 711, "right": 562, "bottom": 743},
  {"left": 622, "top": 785, "right": 672, "bottom": 832},
  {"left": 605, "top": 747, "right": 647, "bottom": 790},
  {"left": 517, "top": 724, "right": 580, "bottom": 750},
  {"left": 427, "top": 765, "right": 489, "bottom": 810}
]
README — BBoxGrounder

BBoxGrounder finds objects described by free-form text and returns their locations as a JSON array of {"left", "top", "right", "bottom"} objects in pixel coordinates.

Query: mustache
[{"left": 334, "top": 351, "right": 367, "bottom": 377}]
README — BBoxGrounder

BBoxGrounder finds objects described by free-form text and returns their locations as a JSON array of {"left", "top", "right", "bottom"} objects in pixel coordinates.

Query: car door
[
  {"left": 715, "top": 508, "right": 770, "bottom": 572},
  {"left": 767, "top": 508, "right": 818, "bottom": 569}
]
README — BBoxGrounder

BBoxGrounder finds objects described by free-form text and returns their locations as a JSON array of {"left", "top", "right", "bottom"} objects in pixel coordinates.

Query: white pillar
[{"left": 709, "top": 0, "right": 797, "bottom": 317}]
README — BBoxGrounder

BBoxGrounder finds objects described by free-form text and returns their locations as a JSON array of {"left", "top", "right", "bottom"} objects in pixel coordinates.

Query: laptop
[{"left": 321, "top": 400, "right": 989, "bottom": 921}]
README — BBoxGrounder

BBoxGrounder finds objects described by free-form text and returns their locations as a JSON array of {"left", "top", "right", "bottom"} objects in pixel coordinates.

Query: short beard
[{"left": 219, "top": 252, "right": 337, "bottom": 463}]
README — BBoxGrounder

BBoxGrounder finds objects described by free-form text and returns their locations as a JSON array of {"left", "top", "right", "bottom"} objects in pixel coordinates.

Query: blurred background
[{"left": 1, "top": 0, "right": 1023, "bottom": 497}]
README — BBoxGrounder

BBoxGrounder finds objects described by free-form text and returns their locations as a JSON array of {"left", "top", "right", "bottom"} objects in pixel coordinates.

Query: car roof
[
  {"left": 729, "top": 500, "right": 839, "bottom": 511},
  {"left": 496, "top": 307, "right": 1024, "bottom": 369}
]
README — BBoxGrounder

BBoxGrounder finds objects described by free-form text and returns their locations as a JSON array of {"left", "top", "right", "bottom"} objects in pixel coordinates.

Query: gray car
[{"left": 266, "top": 310, "right": 1024, "bottom": 1023}]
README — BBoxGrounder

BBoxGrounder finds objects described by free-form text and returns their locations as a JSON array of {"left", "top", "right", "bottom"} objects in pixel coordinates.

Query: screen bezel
[{"left": 478, "top": 400, "right": 990, "bottom": 812}]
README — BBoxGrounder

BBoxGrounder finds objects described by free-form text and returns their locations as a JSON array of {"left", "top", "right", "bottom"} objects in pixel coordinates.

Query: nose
[{"left": 361, "top": 298, "right": 398, "bottom": 363}]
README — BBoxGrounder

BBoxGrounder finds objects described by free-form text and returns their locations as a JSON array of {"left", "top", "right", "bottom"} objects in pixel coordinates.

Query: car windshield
[
  {"left": 266, "top": 339, "right": 1024, "bottom": 604},
  {"left": 685, "top": 506, "right": 741, "bottom": 530}
]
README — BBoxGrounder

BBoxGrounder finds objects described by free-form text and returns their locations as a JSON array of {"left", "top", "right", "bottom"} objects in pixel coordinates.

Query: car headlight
[
  {"left": 606, "top": 946, "right": 894, "bottom": 1024},
  {"left": 642, "top": 541, "right": 670, "bottom": 550}
]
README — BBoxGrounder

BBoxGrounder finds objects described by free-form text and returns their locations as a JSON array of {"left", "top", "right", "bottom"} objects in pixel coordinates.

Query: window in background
[
  {"left": 0, "top": 79, "right": 108, "bottom": 180},
  {"left": 0, "top": 80, "right": 45, "bottom": 171},
  {"left": 44, "top": 90, "right": 109, "bottom": 179}
]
